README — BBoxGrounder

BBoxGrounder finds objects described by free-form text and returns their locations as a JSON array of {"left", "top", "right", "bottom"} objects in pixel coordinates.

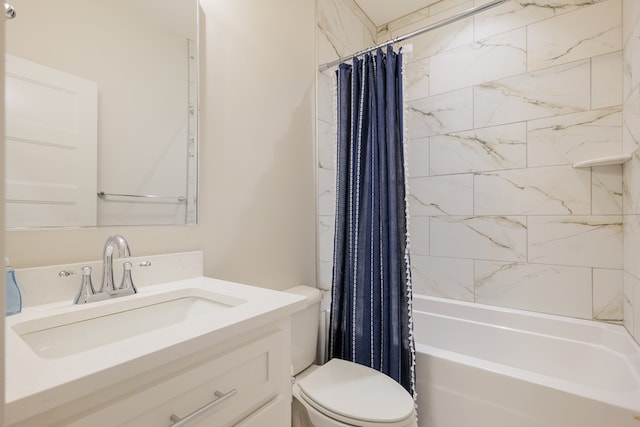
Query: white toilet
[{"left": 285, "top": 286, "right": 417, "bottom": 427}]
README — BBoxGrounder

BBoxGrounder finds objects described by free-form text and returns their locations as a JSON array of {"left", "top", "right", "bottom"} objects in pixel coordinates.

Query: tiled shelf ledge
[{"left": 572, "top": 154, "right": 633, "bottom": 168}]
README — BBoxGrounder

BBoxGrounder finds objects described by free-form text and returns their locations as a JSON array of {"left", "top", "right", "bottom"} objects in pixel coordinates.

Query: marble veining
[
  {"left": 527, "top": 107, "right": 622, "bottom": 167},
  {"left": 528, "top": 216, "right": 623, "bottom": 269},
  {"left": 526, "top": 0, "right": 621, "bottom": 71},
  {"left": 411, "top": 255, "right": 474, "bottom": 301},
  {"left": 474, "top": 166, "right": 591, "bottom": 215},
  {"left": 429, "top": 28, "right": 526, "bottom": 95},
  {"left": 408, "top": 87, "right": 473, "bottom": 138},
  {"left": 592, "top": 165, "right": 623, "bottom": 215},
  {"left": 318, "top": 0, "right": 628, "bottom": 323},
  {"left": 430, "top": 216, "right": 527, "bottom": 262},
  {"left": 475, "top": 261, "right": 593, "bottom": 318},
  {"left": 430, "top": 123, "right": 526, "bottom": 174},
  {"left": 474, "top": 60, "right": 591, "bottom": 128}
]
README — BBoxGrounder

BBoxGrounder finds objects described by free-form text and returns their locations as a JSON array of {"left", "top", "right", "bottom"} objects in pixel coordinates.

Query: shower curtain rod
[{"left": 318, "top": 0, "right": 510, "bottom": 71}]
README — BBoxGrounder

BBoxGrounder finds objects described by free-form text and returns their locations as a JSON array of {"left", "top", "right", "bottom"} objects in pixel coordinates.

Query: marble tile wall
[
  {"left": 317, "top": 0, "right": 626, "bottom": 322},
  {"left": 623, "top": 0, "right": 640, "bottom": 343},
  {"left": 393, "top": 0, "right": 624, "bottom": 320},
  {"left": 317, "top": 0, "right": 376, "bottom": 292}
]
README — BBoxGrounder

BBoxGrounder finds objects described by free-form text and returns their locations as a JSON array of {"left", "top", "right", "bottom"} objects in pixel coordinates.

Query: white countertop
[{"left": 5, "top": 277, "right": 306, "bottom": 425}]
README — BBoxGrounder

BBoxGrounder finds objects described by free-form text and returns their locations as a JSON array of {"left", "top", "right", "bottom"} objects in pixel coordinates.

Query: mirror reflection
[{"left": 5, "top": 0, "right": 198, "bottom": 228}]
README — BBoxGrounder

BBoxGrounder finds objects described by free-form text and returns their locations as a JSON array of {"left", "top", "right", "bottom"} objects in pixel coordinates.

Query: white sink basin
[{"left": 12, "top": 288, "right": 244, "bottom": 359}]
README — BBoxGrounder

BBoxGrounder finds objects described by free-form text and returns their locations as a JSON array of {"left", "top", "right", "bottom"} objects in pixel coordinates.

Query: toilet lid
[{"left": 297, "top": 358, "right": 415, "bottom": 425}]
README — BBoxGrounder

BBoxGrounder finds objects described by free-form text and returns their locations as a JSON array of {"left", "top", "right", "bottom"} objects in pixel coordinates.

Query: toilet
[{"left": 285, "top": 286, "right": 417, "bottom": 427}]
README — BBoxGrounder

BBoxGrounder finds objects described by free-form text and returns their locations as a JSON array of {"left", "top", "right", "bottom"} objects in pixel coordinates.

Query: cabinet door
[
  {"left": 235, "top": 396, "right": 290, "bottom": 427},
  {"left": 64, "top": 329, "right": 288, "bottom": 427}
]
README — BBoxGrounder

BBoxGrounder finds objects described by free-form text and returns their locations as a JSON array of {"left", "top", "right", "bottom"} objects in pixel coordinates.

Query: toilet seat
[{"left": 296, "top": 358, "right": 415, "bottom": 427}]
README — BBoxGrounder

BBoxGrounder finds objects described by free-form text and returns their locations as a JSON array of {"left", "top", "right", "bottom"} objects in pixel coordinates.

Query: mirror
[{"left": 4, "top": 0, "right": 198, "bottom": 228}]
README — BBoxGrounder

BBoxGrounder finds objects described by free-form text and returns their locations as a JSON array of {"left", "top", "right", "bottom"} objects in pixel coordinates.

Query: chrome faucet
[
  {"left": 73, "top": 234, "right": 137, "bottom": 304},
  {"left": 100, "top": 234, "right": 131, "bottom": 292}
]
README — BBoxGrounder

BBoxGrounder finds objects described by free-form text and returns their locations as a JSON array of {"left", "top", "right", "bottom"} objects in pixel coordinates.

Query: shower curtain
[{"left": 329, "top": 45, "right": 415, "bottom": 396}]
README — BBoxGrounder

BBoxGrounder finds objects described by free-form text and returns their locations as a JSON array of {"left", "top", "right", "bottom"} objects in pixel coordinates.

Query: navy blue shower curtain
[{"left": 329, "top": 46, "right": 415, "bottom": 396}]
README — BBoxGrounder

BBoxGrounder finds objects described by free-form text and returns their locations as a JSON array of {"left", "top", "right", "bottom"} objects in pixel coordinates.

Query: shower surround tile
[
  {"left": 318, "top": 120, "right": 336, "bottom": 171},
  {"left": 474, "top": 166, "right": 592, "bottom": 215},
  {"left": 623, "top": 85, "right": 640, "bottom": 155},
  {"left": 526, "top": 0, "right": 621, "bottom": 72},
  {"left": 623, "top": 0, "right": 640, "bottom": 42},
  {"left": 593, "top": 268, "right": 623, "bottom": 320},
  {"left": 393, "top": 13, "right": 474, "bottom": 61},
  {"left": 408, "top": 137, "right": 429, "bottom": 178},
  {"left": 317, "top": 0, "right": 370, "bottom": 59},
  {"left": 592, "top": 52, "right": 623, "bottom": 109},
  {"left": 407, "top": 88, "right": 474, "bottom": 138},
  {"left": 317, "top": 73, "right": 334, "bottom": 124},
  {"left": 412, "top": 255, "right": 474, "bottom": 301},
  {"left": 318, "top": 168, "right": 335, "bottom": 216},
  {"left": 474, "top": 60, "right": 591, "bottom": 128},
  {"left": 623, "top": 10, "right": 640, "bottom": 96},
  {"left": 623, "top": 151, "right": 640, "bottom": 214},
  {"left": 526, "top": 107, "right": 623, "bottom": 167},
  {"left": 528, "top": 216, "right": 623, "bottom": 269},
  {"left": 409, "top": 215, "right": 430, "bottom": 256},
  {"left": 381, "top": 0, "right": 474, "bottom": 41},
  {"left": 405, "top": 57, "right": 430, "bottom": 102},
  {"left": 473, "top": 0, "right": 605, "bottom": 42},
  {"left": 409, "top": 174, "right": 474, "bottom": 216},
  {"left": 429, "top": 123, "right": 527, "bottom": 175},
  {"left": 318, "top": 216, "right": 335, "bottom": 290},
  {"left": 474, "top": 261, "right": 593, "bottom": 318},
  {"left": 623, "top": 214, "right": 640, "bottom": 279},
  {"left": 624, "top": 272, "right": 635, "bottom": 335},
  {"left": 429, "top": 28, "right": 526, "bottom": 95},
  {"left": 635, "top": 276, "right": 640, "bottom": 343},
  {"left": 430, "top": 216, "right": 527, "bottom": 262},
  {"left": 592, "top": 165, "right": 623, "bottom": 215}
]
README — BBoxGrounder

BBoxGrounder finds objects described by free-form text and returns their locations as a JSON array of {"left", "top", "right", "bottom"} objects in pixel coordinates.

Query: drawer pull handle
[{"left": 169, "top": 389, "right": 238, "bottom": 426}]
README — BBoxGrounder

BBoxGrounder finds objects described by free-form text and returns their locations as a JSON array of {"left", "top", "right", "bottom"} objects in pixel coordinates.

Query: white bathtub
[{"left": 412, "top": 295, "right": 640, "bottom": 427}]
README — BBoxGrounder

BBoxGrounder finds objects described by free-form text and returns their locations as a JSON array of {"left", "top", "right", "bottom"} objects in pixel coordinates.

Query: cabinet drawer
[{"left": 66, "top": 329, "right": 287, "bottom": 427}]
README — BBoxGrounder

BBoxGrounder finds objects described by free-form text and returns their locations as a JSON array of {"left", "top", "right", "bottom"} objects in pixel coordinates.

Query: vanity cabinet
[{"left": 9, "top": 322, "right": 292, "bottom": 427}]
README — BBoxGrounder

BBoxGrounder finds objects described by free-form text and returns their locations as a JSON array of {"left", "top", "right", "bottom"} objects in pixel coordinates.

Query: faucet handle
[
  {"left": 119, "top": 261, "right": 137, "bottom": 294},
  {"left": 74, "top": 266, "right": 96, "bottom": 305}
]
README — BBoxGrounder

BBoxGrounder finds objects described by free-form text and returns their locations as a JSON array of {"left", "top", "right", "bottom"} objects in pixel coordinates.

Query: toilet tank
[{"left": 284, "top": 286, "right": 323, "bottom": 375}]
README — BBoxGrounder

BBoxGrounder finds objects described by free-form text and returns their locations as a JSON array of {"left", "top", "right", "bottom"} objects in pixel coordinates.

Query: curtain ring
[{"left": 5, "top": 3, "right": 16, "bottom": 20}]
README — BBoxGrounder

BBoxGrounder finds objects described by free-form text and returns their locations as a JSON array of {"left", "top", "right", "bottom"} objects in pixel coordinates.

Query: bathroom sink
[{"left": 11, "top": 288, "right": 244, "bottom": 359}]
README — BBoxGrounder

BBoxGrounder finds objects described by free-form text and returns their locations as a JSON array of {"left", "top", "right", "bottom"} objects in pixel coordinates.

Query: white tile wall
[
  {"left": 593, "top": 268, "right": 624, "bottom": 320},
  {"left": 623, "top": 0, "right": 640, "bottom": 342},
  {"left": 528, "top": 216, "right": 623, "bottom": 269},
  {"left": 474, "top": 60, "right": 591, "bottom": 128},
  {"left": 526, "top": 108, "right": 622, "bottom": 167},
  {"left": 526, "top": 0, "right": 621, "bottom": 72},
  {"left": 429, "top": 27, "right": 526, "bottom": 95},
  {"left": 408, "top": 88, "right": 473, "bottom": 138},
  {"left": 475, "top": 261, "right": 593, "bottom": 318},
  {"left": 474, "top": 166, "right": 592, "bottom": 216},
  {"left": 430, "top": 123, "right": 527, "bottom": 175},
  {"left": 409, "top": 174, "right": 474, "bottom": 216},
  {"left": 430, "top": 216, "right": 527, "bottom": 262},
  {"left": 411, "top": 255, "right": 474, "bottom": 301},
  {"left": 317, "top": 0, "right": 628, "bottom": 322}
]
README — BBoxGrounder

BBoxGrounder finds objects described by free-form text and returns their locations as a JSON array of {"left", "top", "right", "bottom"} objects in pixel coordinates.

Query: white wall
[
  {"left": 5, "top": 0, "right": 317, "bottom": 294},
  {"left": 198, "top": 0, "right": 317, "bottom": 290}
]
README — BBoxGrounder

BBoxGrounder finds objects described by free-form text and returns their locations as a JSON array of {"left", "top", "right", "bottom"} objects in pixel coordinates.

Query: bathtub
[{"left": 412, "top": 295, "right": 640, "bottom": 427}]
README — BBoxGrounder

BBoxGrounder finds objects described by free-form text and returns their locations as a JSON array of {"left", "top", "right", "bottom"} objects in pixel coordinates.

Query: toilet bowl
[{"left": 285, "top": 286, "right": 416, "bottom": 427}]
